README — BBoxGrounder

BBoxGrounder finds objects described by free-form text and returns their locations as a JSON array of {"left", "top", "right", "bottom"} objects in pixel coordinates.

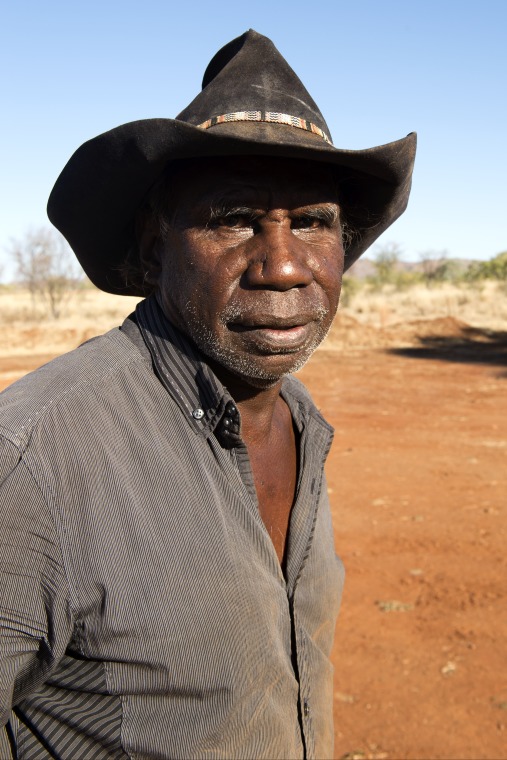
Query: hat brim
[{"left": 47, "top": 118, "right": 416, "bottom": 295}]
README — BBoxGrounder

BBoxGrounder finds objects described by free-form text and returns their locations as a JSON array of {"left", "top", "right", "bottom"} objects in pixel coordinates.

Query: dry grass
[
  {"left": 0, "top": 281, "right": 505, "bottom": 358},
  {"left": 340, "top": 279, "right": 507, "bottom": 331},
  {"left": 321, "top": 281, "right": 507, "bottom": 352},
  {"left": 0, "top": 288, "right": 142, "bottom": 356}
]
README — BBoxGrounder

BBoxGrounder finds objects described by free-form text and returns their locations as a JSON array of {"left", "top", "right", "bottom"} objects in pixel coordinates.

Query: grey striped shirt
[{"left": 0, "top": 296, "right": 344, "bottom": 759}]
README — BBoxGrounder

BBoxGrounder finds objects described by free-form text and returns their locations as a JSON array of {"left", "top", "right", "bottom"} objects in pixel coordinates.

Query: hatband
[{"left": 196, "top": 110, "right": 332, "bottom": 144}]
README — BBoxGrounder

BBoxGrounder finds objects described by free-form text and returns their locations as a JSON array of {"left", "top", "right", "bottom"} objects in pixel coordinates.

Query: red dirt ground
[
  {"left": 299, "top": 340, "right": 506, "bottom": 760},
  {"left": 0, "top": 320, "right": 506, "bottom": 760}
]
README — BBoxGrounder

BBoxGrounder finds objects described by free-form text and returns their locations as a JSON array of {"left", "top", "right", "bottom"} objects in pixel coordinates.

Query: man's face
[{"left": 149, "top": 156, "right": 345, "bottom": 388}]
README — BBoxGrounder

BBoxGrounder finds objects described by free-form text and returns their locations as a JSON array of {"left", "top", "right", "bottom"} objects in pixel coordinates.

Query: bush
[{"left": 465, "top": 251, "right": 507, "bottom": 282}]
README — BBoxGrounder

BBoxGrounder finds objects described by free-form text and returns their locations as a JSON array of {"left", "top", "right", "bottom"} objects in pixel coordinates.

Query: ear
[{"left": 135, "top": 208, "right": 164, "bottom": 289}]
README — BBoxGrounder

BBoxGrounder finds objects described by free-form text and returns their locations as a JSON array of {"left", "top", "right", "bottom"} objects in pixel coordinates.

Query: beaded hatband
[{"left": 196, "top": 110, "right": 332, "bottom": 145}]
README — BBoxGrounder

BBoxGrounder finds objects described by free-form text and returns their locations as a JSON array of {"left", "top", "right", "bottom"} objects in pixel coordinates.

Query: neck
[
  {"left": 205, "top": 357, "right": 286, "bottom": 440},
  {"left": 235, "top": 382, "right": 285, "bottom": 443}
]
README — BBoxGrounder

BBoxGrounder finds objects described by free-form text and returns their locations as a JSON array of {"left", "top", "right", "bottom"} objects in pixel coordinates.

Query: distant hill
[{"left": 346, "top": 257, "right": 478, "bottom": 280}]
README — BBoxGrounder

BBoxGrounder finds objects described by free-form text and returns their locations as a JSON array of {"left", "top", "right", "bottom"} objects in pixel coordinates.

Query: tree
[
  {"left": 8, "top": 227, "right": 82, "bottom": 318},
  {"left": 418, "top": 250, "right": 455, "bottom": 285},
  {"left": 371, "top": 242, "right": 403, "bottom": 286}
]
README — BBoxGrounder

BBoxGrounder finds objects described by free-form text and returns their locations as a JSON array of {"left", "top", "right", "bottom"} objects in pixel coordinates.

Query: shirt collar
[
  {"left": 132, "top": 296, "right": 332, "bottom": 448},
  {"left": 134, "top": 295, "right": 242, "bottom": 446}
]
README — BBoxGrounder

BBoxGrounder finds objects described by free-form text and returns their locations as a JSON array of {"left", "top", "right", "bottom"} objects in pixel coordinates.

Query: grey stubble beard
[{"left": 182, "top": 300, "right": 333, "bottom": 389}]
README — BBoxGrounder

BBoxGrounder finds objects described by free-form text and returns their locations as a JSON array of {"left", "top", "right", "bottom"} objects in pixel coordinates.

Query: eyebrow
[
  {"left": 208, "top": 202, "right": 340, "bottom": 224},
  {"left": 208, "top": 204, "right": 261, "bottom": 222},
  {"left": 295, "top": 205, "right": 340, "bottom": 225}
]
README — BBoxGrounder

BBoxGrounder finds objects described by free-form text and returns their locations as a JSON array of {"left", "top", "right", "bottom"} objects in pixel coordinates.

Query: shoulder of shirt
[{"left": 0, "top": 325, "right": 148, "bottom": 451}]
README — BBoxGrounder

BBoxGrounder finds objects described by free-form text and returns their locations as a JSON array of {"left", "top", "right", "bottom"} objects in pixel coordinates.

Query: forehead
[{"left": 167, "top": 155, "right": 340, "bottom": 209}]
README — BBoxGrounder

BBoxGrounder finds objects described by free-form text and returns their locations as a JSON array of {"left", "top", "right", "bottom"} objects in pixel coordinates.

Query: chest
[{"left": 247, "top": 425, "right": 298, "bottom": 567}]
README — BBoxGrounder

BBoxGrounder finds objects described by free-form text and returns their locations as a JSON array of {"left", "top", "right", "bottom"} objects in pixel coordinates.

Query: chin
[
  {"left": 186, "top": 315, "right": 326, "bottom": 388},
  {"left": 212, "top": 345, "right": 320, "bottom": 389}
]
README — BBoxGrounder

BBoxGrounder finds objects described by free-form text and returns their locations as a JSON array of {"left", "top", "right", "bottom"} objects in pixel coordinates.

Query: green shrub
[{"left": 465, "top": 251, "right": 507, "bottom": 282}]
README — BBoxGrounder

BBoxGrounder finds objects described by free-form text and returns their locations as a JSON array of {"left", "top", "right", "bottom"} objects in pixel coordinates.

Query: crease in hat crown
[
  {"left": 47, "top": 28, "right": 416, "bottom": 296},
  {"left": 176, "top": 30, "right": 333, "bottom": 141}
]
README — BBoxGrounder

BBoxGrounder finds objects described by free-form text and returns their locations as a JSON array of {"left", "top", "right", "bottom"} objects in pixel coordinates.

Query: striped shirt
[{"left": 0, "top": 296, "right": 344, "bottom": 759}]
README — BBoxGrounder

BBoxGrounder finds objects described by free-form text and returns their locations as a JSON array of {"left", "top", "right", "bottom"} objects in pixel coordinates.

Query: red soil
[{"left": 299, "top": 341, "right": 506, "bottom": 760}]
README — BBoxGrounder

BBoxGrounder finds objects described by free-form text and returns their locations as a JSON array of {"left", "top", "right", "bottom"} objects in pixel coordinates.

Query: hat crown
[{"left": 177, "top": 30, "right": 331, "bottom": 140}]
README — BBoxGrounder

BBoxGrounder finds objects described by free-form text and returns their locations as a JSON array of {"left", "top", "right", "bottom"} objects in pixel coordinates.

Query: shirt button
[
  {"left": 225, "top": 401, "right": 238, "bottom": 416},
  {"left": 192, "top": 408, "right": 205, "bottom": 420}
]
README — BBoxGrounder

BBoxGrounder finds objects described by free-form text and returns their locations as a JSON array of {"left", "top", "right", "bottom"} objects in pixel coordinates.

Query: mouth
[{"left": 228, "top": 316, "right": 318, "bottom": 352}]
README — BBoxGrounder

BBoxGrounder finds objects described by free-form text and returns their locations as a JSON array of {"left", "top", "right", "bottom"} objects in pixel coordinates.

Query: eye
[
  {"left": 291, "top": 215, "right": 323, "bottom": 230},
  {"left": 216, "top": 214, "right": 247, "bottom": 228},
  {"left": 208, "top": 208, "right": 259, "bottom": 231},
  {"left": 291, "top": 206, "right": 339, "bottom": 231}
]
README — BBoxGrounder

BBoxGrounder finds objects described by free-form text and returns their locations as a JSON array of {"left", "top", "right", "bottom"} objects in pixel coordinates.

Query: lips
[
  {"left": 228, "top": 309, "right": 320, "bottom": 329},
  {"left": 228, "top": 316, "right": 318, "bottom": 352},
  {"left": 230, "top": 318, "right": 305, "bottom": 331}
]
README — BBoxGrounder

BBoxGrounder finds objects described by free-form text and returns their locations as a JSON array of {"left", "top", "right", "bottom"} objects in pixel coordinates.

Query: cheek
[
  {"left": 163, "top": 249, "right": 238, "bottom": 329},
  {"left": 179, "top": 234, "right": 238, "bottom": 284},
  {"left": 159, "top": 238, "right": 205, "bottom": 294},
  {"left": 192, "top": 246, "right": 245, "bottom": 307},
  {"left": 313, "top": 244, "right": 344, "bottom": 295}
]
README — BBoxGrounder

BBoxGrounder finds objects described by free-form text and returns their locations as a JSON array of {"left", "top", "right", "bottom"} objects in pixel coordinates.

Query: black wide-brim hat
[{"left": 48, "top": 30, "right": 416, "bottom": 296}]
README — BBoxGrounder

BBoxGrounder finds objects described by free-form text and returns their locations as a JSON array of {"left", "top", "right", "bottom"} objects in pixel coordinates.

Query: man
[{"left": 0, "top": 30, "right": 415, "bottom": 759}]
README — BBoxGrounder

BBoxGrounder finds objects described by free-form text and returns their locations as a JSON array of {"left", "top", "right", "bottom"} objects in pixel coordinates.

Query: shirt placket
[{"left": 285, "top": 410, "right": 334, "bottom": 760}]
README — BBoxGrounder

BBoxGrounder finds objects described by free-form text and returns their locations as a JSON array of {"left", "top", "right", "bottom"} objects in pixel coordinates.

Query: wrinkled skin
[{"left": 141, "top": 156, "right": 345, "bottom": 392}]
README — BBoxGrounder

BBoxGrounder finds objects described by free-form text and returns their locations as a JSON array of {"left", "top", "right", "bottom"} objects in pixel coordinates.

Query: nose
[{"left": 244, "top": 225, "right": 313, "bottom": 291}]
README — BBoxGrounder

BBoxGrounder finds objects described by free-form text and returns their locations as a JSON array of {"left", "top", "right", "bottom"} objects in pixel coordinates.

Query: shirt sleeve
[{"left": 0, "top": 436, "right": 73, "bottom": 727}]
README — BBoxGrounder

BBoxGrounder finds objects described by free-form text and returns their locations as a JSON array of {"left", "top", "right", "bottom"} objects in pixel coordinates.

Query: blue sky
[{"left": 1, "top": 0, "right": 505, "bottom": 279}]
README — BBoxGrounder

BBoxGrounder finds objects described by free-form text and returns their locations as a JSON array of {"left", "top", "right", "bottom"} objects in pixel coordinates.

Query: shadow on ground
[{"left": 388, "top": 325, "right": 507, "bottom": 375}]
